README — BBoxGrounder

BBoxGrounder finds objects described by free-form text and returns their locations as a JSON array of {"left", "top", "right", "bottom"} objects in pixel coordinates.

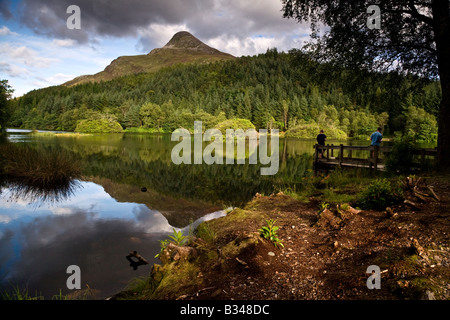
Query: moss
[
  {"left": 221, "top": 233, "right": 260, "bottom": 258},
  {"left": 118, "top": 261, "right": 203, "bottom": 300},
  {"left": 148, "top": 261, "right": 202, "bottom": 299}
]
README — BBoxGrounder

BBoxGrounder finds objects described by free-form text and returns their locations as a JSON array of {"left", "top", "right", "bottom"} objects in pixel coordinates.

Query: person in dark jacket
[{"left": 316, "top": 130, "right": 327, "bottom": 158}]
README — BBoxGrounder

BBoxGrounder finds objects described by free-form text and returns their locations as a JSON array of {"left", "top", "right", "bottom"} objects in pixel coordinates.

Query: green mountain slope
[
  {"left": 64, "top": 31, "right": 235, "bottom": 87},
  {"left": 8, "top": 48, "right": 440, "bottom": 141}
]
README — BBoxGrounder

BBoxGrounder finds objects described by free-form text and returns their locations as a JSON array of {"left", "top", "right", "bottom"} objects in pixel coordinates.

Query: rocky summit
[{"left": 162, "top": 31, "right": 222, "bottom": 54}]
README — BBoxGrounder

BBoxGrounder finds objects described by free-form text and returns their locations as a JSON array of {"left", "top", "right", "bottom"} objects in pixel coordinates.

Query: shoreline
[{"left": 111, "top": 173, "right": 450, "bottom": 300}]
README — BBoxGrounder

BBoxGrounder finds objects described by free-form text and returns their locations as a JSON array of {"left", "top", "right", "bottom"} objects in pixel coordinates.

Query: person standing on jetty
[
  {"left": 370, "top": 127, "right": 383, "bottom": 158},
  {"left": 316, "top": 129, "right": 327, "bottom": 158}
]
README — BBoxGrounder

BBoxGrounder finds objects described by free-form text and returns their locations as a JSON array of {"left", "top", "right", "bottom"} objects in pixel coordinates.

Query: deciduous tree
[
  {"left": 0, "top": 80, "right": 13, "bottom": 131},
  {"left": 282, "top": 0, "right": 449, "bottom": 168}
]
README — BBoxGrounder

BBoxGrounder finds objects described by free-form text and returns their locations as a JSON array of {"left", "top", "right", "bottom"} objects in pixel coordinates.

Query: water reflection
[
  {"left": 0, "top": 132, "right": 339, "bottom": 299},
  {"left": 0, "top": 180, "right": 225, "bottom": 299}
]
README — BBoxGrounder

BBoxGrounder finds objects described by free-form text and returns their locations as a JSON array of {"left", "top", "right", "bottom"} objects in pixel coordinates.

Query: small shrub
[
  {"left": 285, "top": 122, "right": 347, "bottom": 139},
  {"left": 319, "top": 202, "right": 330, "bottom": 213},
  {"left": 358, "top": 178, "right": 404, "bottom": 211},
  {"left": 258, "top": 219, "right": 284, "bottom": 248},
  {"left": 154, "top": 239, "right": 170, "bottom": 259},
  {"left": 214, "top": 118, "right": 256, "bottom": 134},
  {"left": 168, "top": 228, "right": 187, "bottom": 246},
  {"left": 154, "top": 228, "right": 188, "bottom": 258},
  {"left": 75, "top": 119, "right": 124, "bottom": 133}
]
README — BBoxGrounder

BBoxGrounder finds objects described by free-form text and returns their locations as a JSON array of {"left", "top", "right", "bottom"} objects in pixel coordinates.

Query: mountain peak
[
  {"left": 163, "top": 31, "right": 219, "bottom": 54},
  {"left": 64, "top": 31, "right": 234, "bottom": 87}
]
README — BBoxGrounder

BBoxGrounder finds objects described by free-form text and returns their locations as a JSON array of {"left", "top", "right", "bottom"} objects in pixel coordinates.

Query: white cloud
[
  {"left": 30, "top": 73, "right": 75, "bottom": 88},
  {"left": 0, "top": 25, "right": 18, "bottom": 36},
  {"left": 51, "top": 39, "right": 76, "bottom": 47},
  {"left": 0, "top": 62, "right": 30, "bottom": 78},
  {"left": 1, "top": 0, "right": 314, "bottom": 96},
  {"left": 136, "top": 23, "right": 190, "bottom": 52},
  {"left": 0, "top": 43, "right": 58, "bottom": 68},
  {"left": 207, "top": 33, "right": 308, "bottom": 57},
  {"left": 45, "top": 73, "right": 76, "bottom": 85}
]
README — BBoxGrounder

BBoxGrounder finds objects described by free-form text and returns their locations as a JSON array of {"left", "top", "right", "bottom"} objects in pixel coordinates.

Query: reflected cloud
[
  {"left": 0, "top": 177, "right": 226, "bottom": 298},
  {"left": 133, "top": 204, "right": 174, "bottom": 234},
  {"left": 0, "top": 215, "right": 12, "bottom": 224},
  {"left": 0, "top": 207, "right": 162, "bottom": 299},
  {"left": 50, "top": 207, "right": 76, "bottom": 216}
]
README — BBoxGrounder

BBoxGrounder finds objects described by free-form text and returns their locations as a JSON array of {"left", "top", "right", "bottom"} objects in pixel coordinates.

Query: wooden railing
[{"left": 313, "top": 144, "right": 438, "bottom": 173}]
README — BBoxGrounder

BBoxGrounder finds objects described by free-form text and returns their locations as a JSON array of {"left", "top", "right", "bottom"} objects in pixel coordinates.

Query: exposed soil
[{"left": 116, "top": 175, "right": 450, "bottom": 300}]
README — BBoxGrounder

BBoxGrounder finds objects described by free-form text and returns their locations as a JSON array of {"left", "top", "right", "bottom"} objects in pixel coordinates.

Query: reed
[{"left": 0, "top": 143, "right": 82, "bottom": 203}]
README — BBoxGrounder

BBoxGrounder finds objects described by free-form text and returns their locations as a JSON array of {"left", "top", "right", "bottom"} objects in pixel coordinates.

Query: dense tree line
[
  {"left": 6, "top": 49, "right": 441, "bottom": 141},
  {"left": 0, "top": 80, "right": 14, "bottom": 131}
]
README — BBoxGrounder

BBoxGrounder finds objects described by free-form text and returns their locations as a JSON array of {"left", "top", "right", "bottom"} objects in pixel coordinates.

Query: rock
[
  {"left": 316, "top": 208, "right": 342, "bottom": 229},
  {"left": 268, "top": 252, "right": 275, "bottom": 257},
  {"left": 159, "top": 243, "right": 198, "bottom": 264},
  {"left": 421, "top": 290, "right": 436, "bottom": 300}
]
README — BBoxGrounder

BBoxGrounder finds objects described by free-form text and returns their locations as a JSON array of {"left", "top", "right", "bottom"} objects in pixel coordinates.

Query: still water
[{"left": 0, "top": 131, "right": 360, "bottom": 299}]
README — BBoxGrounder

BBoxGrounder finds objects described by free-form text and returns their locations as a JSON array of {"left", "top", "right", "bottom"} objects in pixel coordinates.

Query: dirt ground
[
  {"left": 173, "top": 175, "right": 450, "bottom": 301},
  {"left": 116, "top": 174, "right": 450, "bottom": 301}
]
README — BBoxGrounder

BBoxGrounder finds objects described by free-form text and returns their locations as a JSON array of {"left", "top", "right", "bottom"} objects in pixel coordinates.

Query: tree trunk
[{"left": 433, "top": 0, "right": 450, "bottom": 170}]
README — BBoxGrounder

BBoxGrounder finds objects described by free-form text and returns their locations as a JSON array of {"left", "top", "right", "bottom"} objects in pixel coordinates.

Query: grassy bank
[
  {"left": 30, "top": 131, "right": 93, "bottom": 137},
  {"left": 0, "top": 143, "right": 82, "bottom": 202}
]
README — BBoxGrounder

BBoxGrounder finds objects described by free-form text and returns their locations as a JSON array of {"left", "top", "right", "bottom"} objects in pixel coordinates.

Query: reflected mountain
[{"left": 90, "top": 177, "right": 221, "bottom": 228}]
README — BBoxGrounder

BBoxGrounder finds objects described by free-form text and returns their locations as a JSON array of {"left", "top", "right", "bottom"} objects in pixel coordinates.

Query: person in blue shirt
[
  {"left": 370, "top": 127, "right": 383, "bottom": 158},
  {"left": 370, "top": 127, "right": 383, "bottom": 146}
]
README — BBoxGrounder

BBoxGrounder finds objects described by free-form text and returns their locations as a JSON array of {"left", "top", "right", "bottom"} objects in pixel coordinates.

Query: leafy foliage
[
  {"left": 280, "top": 0, "right": 448, "bottom": 168},
  {"left": 6, "top": 51, "right": 440, "bottom": 138},
  {"left": 385, "top": 138, "right": 416, "bottom": 174},
  {"left": 215, "top": 118, "right": 256, "bottom": 134},
  {"left": 168, "top": 228, "right": 187, "bottom": 246},
  {"left": 358, "top": 178, "right": 404, "bottom": 211},
  {"left": 154, "top": 239, "right": 170, "bottom": 259},
  {"left": 258, "top": 219, "right": 284, "bottom": 248},
  {"left": 281, "top": 0, "right": 440, "bottom": 77},
  {"left": 0, "top": 80, "right": 13, "bottom": 131},
  {"left": 403, "top": 106, "right": 438, "bottom": 143},
  {"left": 75, "top": 119, "right": 124, "bottom": 133}
]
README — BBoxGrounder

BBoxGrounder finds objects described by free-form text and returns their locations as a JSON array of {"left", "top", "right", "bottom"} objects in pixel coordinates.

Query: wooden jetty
[{"left": 313, "top": 144, "right": 437, "bottom": 173}]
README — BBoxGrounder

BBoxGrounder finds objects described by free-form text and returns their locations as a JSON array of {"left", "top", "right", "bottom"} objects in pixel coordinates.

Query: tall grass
[
  {"left": 280, "top": 168, "right": 376, "bottom": 204},
  {"left": 0, "top": 284, "right": 44, "bottom": 300},
  {"left": 0, "top": 143, "right": 82, "bottom": 203}
]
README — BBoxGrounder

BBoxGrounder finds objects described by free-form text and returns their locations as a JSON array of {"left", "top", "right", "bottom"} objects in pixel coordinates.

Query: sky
[{"left": 0, "top": 0, "right": 311, "bottom": 97}]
